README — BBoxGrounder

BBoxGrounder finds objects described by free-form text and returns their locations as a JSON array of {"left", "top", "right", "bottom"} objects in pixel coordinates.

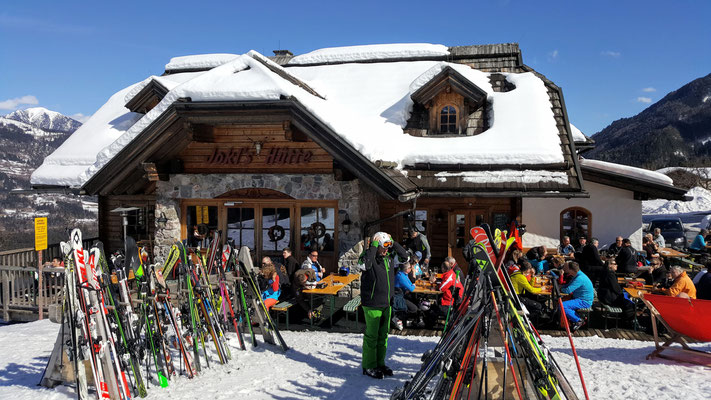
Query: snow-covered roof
[
  {"left": 434, "top": 170, "right": 569, "bottom": 185},
  {"left": 287, "top": 43, "right": 450, "bottom": 65},
  {"left": 164, "top": 53, "right": 239, "bottom": 72},
  {"left": 569, "top": 123, "right": 588, "bottom": 142},
  {"left": 580, "top": 158, "right": 674, "bottom": 186},
  {"left": 32, "top": 44, "right": 574, "bottom": 191}
]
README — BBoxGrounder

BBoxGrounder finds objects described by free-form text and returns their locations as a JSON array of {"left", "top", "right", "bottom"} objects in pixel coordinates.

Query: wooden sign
[
  {"left": 205, "top": 146, "right": 314, "bottom": 166},
  {"left": 35, "top": 217, "right": 48, "bottom": 251}
]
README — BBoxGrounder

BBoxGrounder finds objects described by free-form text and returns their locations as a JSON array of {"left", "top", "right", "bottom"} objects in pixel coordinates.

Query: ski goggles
[{"left": 382, "top": 241, "right": 393, "bottom": 248}]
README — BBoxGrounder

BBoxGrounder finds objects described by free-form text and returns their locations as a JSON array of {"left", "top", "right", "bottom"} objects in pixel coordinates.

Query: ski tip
[{"left": 158, "top": 374, "right": 169, "bottom": 388}]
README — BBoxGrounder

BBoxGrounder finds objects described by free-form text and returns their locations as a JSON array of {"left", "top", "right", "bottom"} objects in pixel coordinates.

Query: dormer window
[
  {"left": 408, "top": 66, "right": 489, "bottom": 137},
  {"left": 440, "top": 105, "right": 457, "bottom": 134}
]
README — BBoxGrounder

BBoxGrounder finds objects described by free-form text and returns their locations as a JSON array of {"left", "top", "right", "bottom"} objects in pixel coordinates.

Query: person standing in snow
[{"left": 361, "top": 232, "right": 408, "bottom": 379}]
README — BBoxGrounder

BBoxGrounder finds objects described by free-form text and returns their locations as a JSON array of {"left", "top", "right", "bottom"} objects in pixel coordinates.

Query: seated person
[
  {"left": 606, "top": 236, "right": 624, "bottom": 256},
  {"left": 575, "top": 236, "right": 587, "bottom": 254},
  {"left": 509, "top": 261, "right": 546, "bottom": 315},
  {"left": 579, "top": 237, "right": 605, "bottom": 285},
  {"left": 301, "top": 250, "right": 326, "bottom": 281},
  {"left": 689, "top": 229, "right": 708, "bottom": 253},
  {"left": 659, "top": 265, "right": 697, "bottom": 299},
  {"left": 446, "top": 256, "right": 463, "bottom": 279},
  {"left": 258, "top": 257, "right": 281, "bottom": 310},
  {"left": 526, "top": 246, "right": 548, "bottom": 273},
  {"left": 411, "top": 251, "right": 424, "bottom": 278},
  {"left": 557, "top": 236, "right": 575, "bottom": 256},
  {"left": 638, "top": 258, "right": 668, "bottom": 285},
  {"left": 426, "top": 261, "right": 463, "bottom": 327},
  {"left": 559, "top": 261, "right": 594, "bottom": 331},
  {"left": 597, "top": 260, "right": 635, "bottom": 322},
  {"left": 505, "top": 249, "right": 524, "bottom": 268},
  {"left": 615, "top": 238, "right": 639, "bottom": 275},
  {"left": 393, "top": 263, "right": 422, "bottom": 327},
  {"left": 693, "top": 269, "right": 711, "bottom": 300},
  {"left": 652, "top": 228, "right": 665, "bottom": 248},
  {"left": 291, "top": 268, "right": 320, "bottom": 320},
  {"left": 642, "top": 235, "right": 660, "bottom": 260}
]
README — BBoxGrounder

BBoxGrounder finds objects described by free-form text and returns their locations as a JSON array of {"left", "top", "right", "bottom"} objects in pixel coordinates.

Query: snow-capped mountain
[
  {"left": 0, "top": 108, "right": 96, "bottom": 250},
  {"left": 5, "top": 107, "right": 82, "bottom": 133}
]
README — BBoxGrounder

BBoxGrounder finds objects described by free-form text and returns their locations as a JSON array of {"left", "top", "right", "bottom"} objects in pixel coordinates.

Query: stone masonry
[{"left": 153, "top": 173, "right": 380, "bottom": 262}]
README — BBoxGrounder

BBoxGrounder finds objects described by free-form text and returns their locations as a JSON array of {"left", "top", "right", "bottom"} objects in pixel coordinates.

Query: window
[
  {"left": 402, "top": 210, "right": 428, "bottom": 240},
  {"left": 262, "top": 208, "right": 291, "bottom": 252},
  {"left": 227, "top": 207, "right": 256, "bottom": 251},
  {"left": 125, "top": 207, "right": 151, "bottom": 239},
  {"left": 560, "top": 207, "right": 591, "bottom": 244},
  {"left": 301, "top": 207, "right": 335, "bottom": 252},
  {"left": 440, "top": 105, "right": 457, "bottom": 134}
]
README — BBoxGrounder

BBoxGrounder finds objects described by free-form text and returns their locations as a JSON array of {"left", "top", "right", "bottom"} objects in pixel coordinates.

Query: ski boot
[{"left": 363, "top": 368, "right": 384, "bottom": 379}]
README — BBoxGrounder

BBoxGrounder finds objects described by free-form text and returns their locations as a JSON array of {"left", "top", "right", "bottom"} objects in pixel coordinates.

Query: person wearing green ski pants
[
  {"left": 360, "top": 231, "right": 408, "bottom": 379},
  {"left": 362, "top": 305, "right": 391, "bottom": 371}
]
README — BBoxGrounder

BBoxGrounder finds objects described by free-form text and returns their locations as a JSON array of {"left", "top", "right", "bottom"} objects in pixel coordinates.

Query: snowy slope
[
  {"left": 643, "top": 186, "right": 711, "bottom": 214},
  {"left": 2, "top": 320, "right": 710, "bottom": 400},
  {"left": 5, "top": 107, "right": 82, "bottom": 133}
]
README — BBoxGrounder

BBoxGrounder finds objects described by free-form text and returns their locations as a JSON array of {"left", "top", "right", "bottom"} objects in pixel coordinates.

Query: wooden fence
[
  {"left": 1, "top": 266, "right": 65, "bottom": 322},
  {"left": 0, "top": 237, "right": 98, "bottom": 267}
]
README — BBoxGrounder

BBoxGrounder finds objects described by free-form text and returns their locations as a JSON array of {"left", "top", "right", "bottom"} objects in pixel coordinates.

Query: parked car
[{"left": 648, "top": 218, "right": 687, "bottom": 250}]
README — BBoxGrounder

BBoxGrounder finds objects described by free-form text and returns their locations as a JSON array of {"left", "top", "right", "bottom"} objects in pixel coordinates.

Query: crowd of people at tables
[
  {"left": 251, "top": 227, "right": 711, "bottom": 334},
  {"left": 514, "top": 232, "right": 711, "bottom": 331}
]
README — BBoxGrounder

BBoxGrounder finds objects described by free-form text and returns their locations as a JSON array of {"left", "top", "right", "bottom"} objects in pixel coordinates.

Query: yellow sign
[{"left": 35, "top": 217, "right": 48, "bottom": 251}]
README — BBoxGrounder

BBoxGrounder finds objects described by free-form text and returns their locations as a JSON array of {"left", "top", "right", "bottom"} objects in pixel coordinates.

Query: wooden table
[
  {"left": 413, "top": 279, "right": 442, "bottom": 296},
  {"left": 659, "top": 247, "right": 688, "bottom": 258},
  {"left": 623, "top": 285, "right": 659, "bottom": 299},
  {"left": 303, "top": 273, "right": 360, "bottom": 327},
  {"left": 531, "top": 275, "right": 553, "bottom": 295}
]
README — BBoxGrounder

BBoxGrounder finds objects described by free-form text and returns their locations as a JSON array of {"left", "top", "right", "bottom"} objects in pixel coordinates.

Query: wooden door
[{"left": 449, "top": 209, "right": 487, "bottom": 276}]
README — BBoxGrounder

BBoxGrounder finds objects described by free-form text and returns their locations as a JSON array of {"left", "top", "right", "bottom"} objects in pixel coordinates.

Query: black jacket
[
  {"left": 284, "top": 255, "right": 300, "bottom": 284},
  {"left": 580, "top": 243, "right": 603, "bottom": 270},
  {"left": 597, "top": 270, "right": 623, "bottom": 305},
  {"left": 361, "top": 241, "right": 408, "bottom": 308},
  {"left": 615, "top": 246, "right": 638, "bottom": 274}
]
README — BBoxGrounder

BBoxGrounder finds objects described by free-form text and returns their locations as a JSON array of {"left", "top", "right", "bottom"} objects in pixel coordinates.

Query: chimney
[{"left": 273, "top": 50, "right": 293, "bottom": 57}]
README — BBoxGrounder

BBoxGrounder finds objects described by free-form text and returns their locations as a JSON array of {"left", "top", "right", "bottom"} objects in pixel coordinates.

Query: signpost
[{"left": 35, "top": 217, "right": 48, "bottom": 320}]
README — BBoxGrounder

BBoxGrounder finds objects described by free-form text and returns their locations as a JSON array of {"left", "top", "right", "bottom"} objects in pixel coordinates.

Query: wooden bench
[
  {"left": 343, "top": 296, "right": 362, "bottom": 328},
  {"left": 594, "top": 303, "right": 624, "bottom": 330},
  {"left": 271, "top": 300, "right": 295, "bottom": 330}
]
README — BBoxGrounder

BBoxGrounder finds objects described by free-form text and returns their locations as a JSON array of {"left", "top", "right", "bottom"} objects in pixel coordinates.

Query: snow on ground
[
  {"left": 544, "top": 335, "right": 711, "bottom": 400},
  {"left": 2, "top": 320, "right": 710, "bottom": 400},
  {"left": 643, "top": 186, "right": 711, "bottom": 214}
]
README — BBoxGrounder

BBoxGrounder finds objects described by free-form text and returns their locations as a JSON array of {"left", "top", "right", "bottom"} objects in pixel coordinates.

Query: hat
[
  {"left": 414, "top": 251, "right": 422, "bottom": 260},
  {"left": 507, "top": 264, "right": 520, "bottom": 275}
]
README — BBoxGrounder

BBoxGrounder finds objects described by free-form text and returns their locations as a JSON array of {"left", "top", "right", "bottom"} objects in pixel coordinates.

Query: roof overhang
[
  {"left": 81, "top": 98, "right": 415, "bottom": 200},
  {"left": 410, "top": 66, "right": 487, "bottom": 107},
  {"left": 124, "top": 80, "right": 169, "bottom": 114},
  {"left": 581, "top": 164, "right": 689, "bottom": 201}
]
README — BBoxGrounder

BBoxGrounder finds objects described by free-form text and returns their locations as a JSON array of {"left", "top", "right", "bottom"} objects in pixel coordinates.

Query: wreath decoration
[
  {"left": 310, "top": 222, "right": 326, "bottom": 239},
  {"left": 268, "top": 225, "right": 286, "bottom": 242}
]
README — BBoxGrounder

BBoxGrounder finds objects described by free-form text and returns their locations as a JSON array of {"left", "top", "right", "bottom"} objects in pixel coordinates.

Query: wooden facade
[
  {"left": 98, "top": 194, "right": 156, "bottom": 254},
  {"left": 379, "top": 197, "right": 521, "bottom": 275},
  {"left": 179, "top": 123, "right": 333, "bottom": 174}
]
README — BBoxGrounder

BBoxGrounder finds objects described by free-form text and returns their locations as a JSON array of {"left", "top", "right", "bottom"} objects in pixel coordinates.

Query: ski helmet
[{"left": 372, "top": 232, "right": 392, "bottom": 247}]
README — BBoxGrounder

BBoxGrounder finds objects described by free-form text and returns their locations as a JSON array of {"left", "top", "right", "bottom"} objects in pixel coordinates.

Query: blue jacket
[
  {"left": 561, "top": 271, "right": 594, "bottom": 305},
  {"left": 690, "top": 234, "right": 706, "bottom": 251},
  {"left": 261, "top": 276, "right": 281, "bottom": 301},
  {"left": 394, "top": 271, "right": 416, "bottom": 293}
]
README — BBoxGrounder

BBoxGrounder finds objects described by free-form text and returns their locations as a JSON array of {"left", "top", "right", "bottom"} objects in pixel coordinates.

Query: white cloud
[
  {"left": 547, "top": 49, "right": 559, "bottom": 62},
  {"left": 637, "top": 97, "right": 652, "bottom": 103},
  {"left": 69, "top": 113, "right": 91, "bottom": 123},
  {"left": 642, "top": 87, "right": 657, "bottom": 92},
  {"left": 600, "top": 50, "right": 621, "bottom": 58},
  {"left": 0, "top": 95, "right": 39, "bottom": 110}
]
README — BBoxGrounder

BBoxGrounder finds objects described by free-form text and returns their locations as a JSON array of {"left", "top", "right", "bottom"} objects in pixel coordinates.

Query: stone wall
[{"left": 153, "top": 173, "right": 380, "bottom": 262}]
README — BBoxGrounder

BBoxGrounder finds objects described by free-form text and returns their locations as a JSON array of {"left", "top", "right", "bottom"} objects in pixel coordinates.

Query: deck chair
[{"left": 641, "top": 294, "right": 711, "bottom": 366}]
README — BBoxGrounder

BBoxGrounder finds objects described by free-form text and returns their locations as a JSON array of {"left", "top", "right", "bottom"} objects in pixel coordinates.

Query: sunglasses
[{"left": 310, "top": 253, "right": 318, "bottom": 257}]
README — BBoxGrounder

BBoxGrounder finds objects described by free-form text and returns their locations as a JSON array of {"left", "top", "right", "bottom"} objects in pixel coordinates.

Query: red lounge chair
[{"left": 641, "top": 294, "right": 711, "bottom": 366}]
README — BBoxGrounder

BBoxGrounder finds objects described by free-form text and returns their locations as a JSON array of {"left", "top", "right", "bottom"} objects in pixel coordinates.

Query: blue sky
[{"left": 0, "top": 0, "right": 709, "bottom": 135}]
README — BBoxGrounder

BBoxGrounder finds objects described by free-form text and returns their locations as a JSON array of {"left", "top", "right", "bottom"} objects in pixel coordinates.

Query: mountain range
[
  {"left": 586, "top": 73, "right": 711, "bottom": 170},
  {"left": 0, "top": 108, "right": 96, "bottom": 251}
]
